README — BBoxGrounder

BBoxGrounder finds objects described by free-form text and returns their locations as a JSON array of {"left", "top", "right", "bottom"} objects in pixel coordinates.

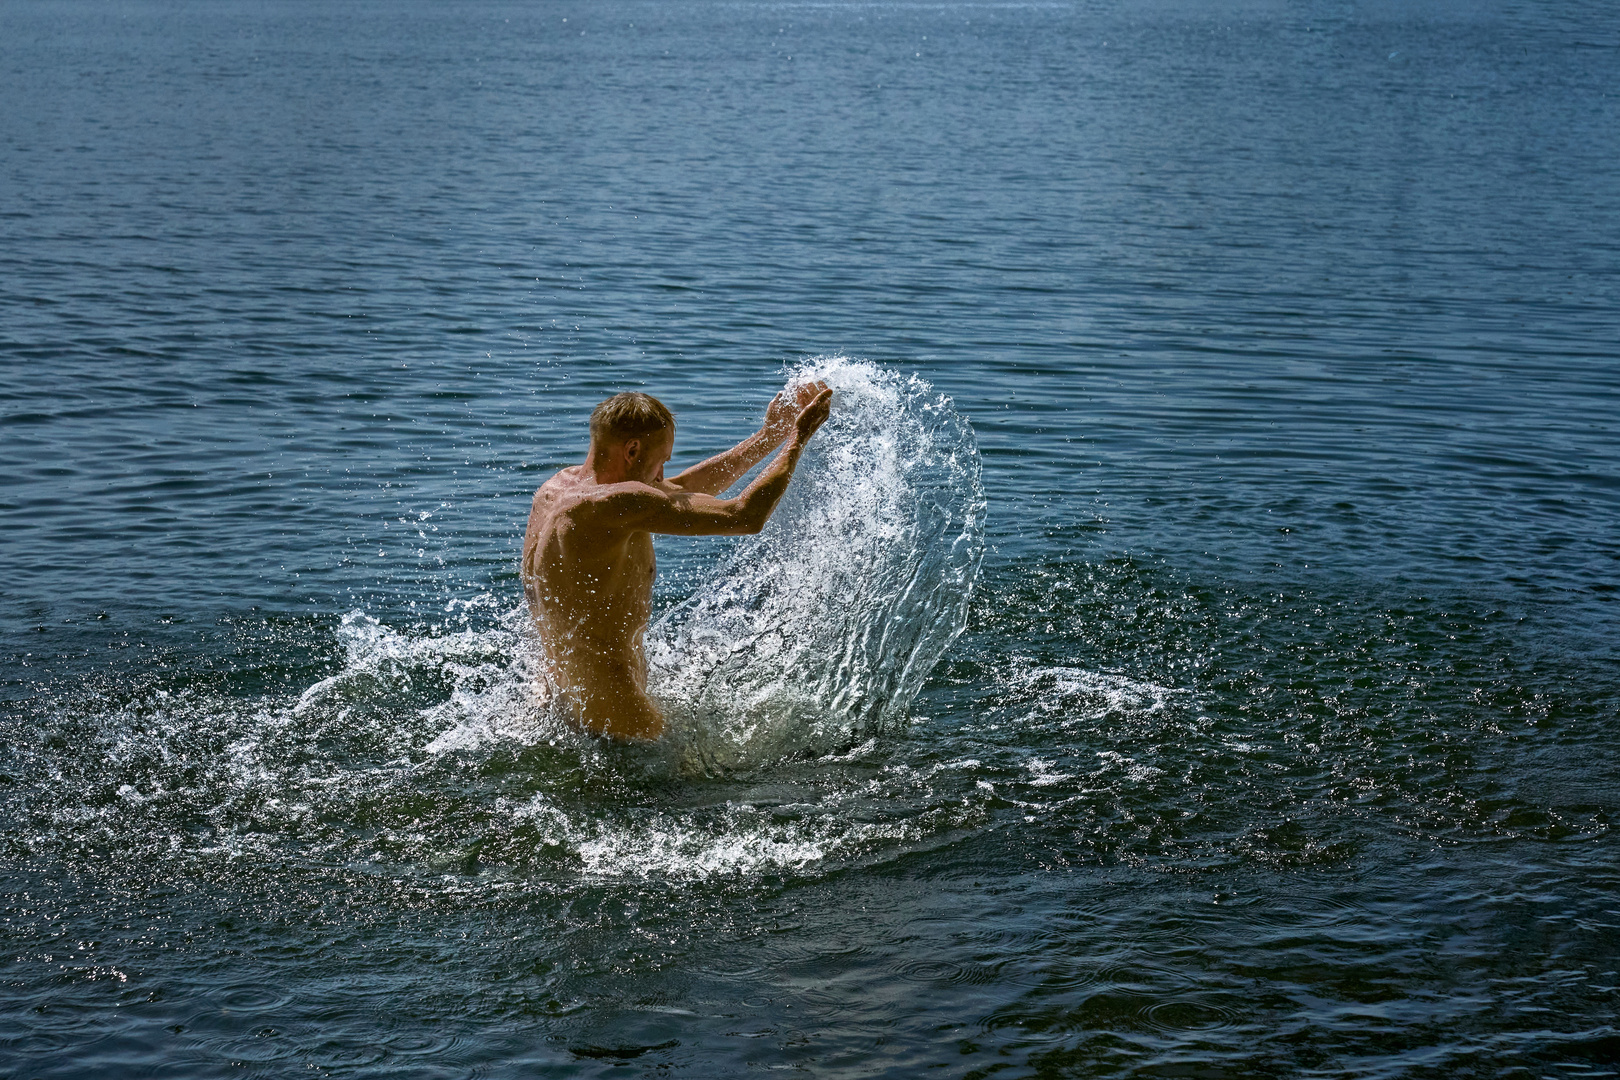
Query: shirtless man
[{"left": 521, "top": 381, "right": 833, "bottom": 741}]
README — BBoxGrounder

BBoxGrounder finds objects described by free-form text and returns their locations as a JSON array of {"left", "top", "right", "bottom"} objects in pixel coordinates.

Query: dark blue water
[{"left": 3, "top": 1, "right": 1619, "bottom": 1076}]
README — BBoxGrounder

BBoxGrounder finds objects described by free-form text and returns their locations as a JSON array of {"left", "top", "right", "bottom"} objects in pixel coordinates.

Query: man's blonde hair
[{"left": 589, "top": 392, "right": 675, "bottom": 446}]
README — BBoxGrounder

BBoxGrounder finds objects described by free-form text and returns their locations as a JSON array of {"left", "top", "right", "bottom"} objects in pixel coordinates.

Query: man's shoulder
[
  {"left": 590, "top": 481, "right": 674, "bottom": 510},
  {"left": 534, "top": 467, "right": 684, "bottom": 525},
  {"left": 543, "top": 479, "right": 670, "bottom": 526},
  {"left": 537, "top": 465, "right": 586, "bottom": 494},
  {"left": 535, "top": 467, "right": 610, "bottom": 507}
]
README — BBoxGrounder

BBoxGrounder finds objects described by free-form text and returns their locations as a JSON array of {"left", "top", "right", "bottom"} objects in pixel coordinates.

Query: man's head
[{"left": 588, "top": 392, "right": 675, "bottom": 483}]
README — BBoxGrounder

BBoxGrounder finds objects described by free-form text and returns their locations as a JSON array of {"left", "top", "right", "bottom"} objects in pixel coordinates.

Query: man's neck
[{"left": 582, "top": 451, "right": 627, "bottom": 485}]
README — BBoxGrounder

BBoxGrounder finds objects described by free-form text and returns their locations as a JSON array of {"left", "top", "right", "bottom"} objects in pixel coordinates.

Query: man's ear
[{"left": 622, "top": 437, "right": 642, "bottom": 462}]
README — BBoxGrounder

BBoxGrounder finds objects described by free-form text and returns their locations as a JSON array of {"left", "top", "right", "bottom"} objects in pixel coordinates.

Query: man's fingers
[
  {"left": 784, "top": 381, "right": 832, "bottom": 436},
  {"left": 796, "top": 387, "right": 833, "bottom": 439},
  {"left": 795, "top": 379, "right": 830, "bottom": 406}
]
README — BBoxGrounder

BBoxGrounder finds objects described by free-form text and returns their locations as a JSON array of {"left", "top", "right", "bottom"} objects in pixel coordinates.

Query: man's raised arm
[
  {"left": 610, "top": 387, "right": 832, "bottom": 536},
  {"left": 670, "top": 380, "right": 831, "bottom": 496}
]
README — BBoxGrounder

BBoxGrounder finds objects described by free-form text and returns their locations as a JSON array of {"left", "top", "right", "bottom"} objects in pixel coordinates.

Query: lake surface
[{"left": 3, "top": 1, "right": 1619, "bottom": 1076}]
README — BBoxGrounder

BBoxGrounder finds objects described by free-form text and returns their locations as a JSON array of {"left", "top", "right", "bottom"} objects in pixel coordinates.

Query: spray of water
[{"left": 647, "top": 357, "right": 987, "bottom": 773}]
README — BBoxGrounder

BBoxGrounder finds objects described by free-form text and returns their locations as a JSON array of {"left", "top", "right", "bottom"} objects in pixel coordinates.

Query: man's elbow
[{"left": 731, "top": 508, "right": 768, "bottom": 535}]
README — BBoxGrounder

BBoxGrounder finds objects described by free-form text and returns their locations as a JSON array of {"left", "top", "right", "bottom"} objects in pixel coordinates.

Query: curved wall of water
[{"left": 647, "top": 358, "right": 987, "bottom": 772}]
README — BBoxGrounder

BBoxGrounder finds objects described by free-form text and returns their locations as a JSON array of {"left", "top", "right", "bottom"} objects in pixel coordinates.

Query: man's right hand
[
  {"left": 764, "top": 379, "right": 830, "bottom": 442},
  {"left": 795, "top": 387, "right": 833, "bottom": 445}
]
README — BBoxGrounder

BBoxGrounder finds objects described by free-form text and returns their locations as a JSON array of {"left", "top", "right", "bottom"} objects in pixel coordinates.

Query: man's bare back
[{"left": 522, "top": 382, "right": 832, "bottom": 741}]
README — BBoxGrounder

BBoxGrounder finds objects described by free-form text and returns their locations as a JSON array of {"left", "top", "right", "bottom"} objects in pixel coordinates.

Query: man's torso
[{"left": 522, "top": 467, "right": 658, "bottom": 666}]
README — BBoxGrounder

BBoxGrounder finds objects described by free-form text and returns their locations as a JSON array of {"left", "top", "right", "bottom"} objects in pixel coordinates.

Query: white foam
[
  {"left": 995, "top": 662, "right": 1189, "bottom": 729},
  {"left": 508, "top": 792, "right": 916, "bottom": 880},
  {"left": 295, "top": 610, "right": 511, "bottom": 717}
]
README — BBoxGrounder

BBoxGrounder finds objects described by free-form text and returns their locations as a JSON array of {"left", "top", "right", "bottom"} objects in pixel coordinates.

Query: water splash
[
  {"left": 647, "top": 357, "right": 987, "bottom": 773},
  {"left": 0, "top": 359, "right": 992, "bottom": 881}
]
